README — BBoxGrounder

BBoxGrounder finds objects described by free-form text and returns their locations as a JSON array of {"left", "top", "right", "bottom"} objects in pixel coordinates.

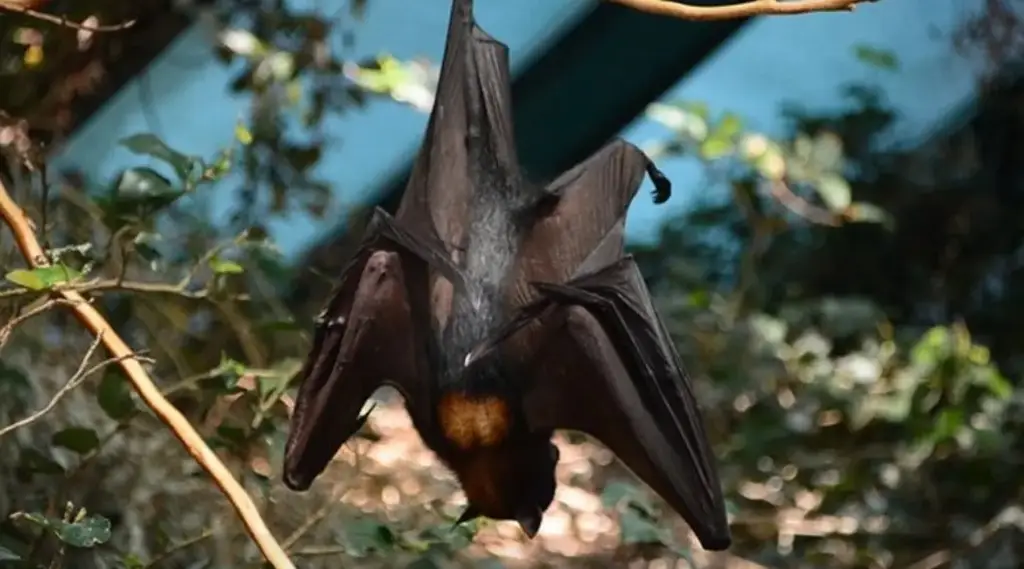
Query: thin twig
[
  {"left": 290, "top": 545, "right": 349, "bottom": 558},
  {"left": 0, "top": 331, "right": 114, "bottom": 439},
  {"left": 0, "top": 278, "right": 250, "bottom": 300},
  {"left": 281, "top": 489, "right": 341, "bottom": 552},
  {"left": 0, "top": 297, "right": 61, "bottom": 352},
  {"left": 0, "top": 180, "right": 295, "bottom": 569},
  {"left": 142, "top": 528, "right": 216, "bottom": 568},
  {"left": 607, "top": 0, "right": 874, "bottom": 21},
  {"left": 0, "top": 3, "right": 136, "bottom": 32}
]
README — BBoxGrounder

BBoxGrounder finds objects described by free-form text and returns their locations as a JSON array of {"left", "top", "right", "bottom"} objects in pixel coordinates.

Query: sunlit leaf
[
  {"left": 23, "top": 44, "right": 43, "bottom": 67},
  {"left": 699, "top": 136, "right": 734, "bottom": 161},
  {"left": 717, "top": 112, "right": 743, "bottom": 139},
  {"left": 5, "top": 264, "right": 83, "bottom": 290},
  {"left": 219, "top": 28, "right": 265, "bottom": 57},
  {"left": 815, "top": 173, "right": 852, "bottom": 211},
  {"left": 209, "top": 258, "right": 244, "bottom": 275},
  {"left": 646, "top": 103, "right": 708, "bottom": 141},
  {"left": 4, "top": 269, "right": 45, "bottom": 290},
  {"left": 235, "top": 123, "right": 253, "bottom": 146}
]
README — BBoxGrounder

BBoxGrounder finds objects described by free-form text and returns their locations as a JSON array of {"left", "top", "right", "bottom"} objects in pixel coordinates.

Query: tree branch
[
  {"left": 0, "top": 278, "right": 250, "bottom": 301},
  {"left": 607, "top": 0, "right": 875, "bottom": 21},
  {"left": 0, "top": 181, "right": 295, "bottom": 569},
  {"left": 0, "top": 2, "right": 136, "bottom": 32},
  {"left": 766, "top": 179, "right": 840, "bottom": 226},
  {"left": 0, "top": 297, "right": 63, "bottom": 353}
]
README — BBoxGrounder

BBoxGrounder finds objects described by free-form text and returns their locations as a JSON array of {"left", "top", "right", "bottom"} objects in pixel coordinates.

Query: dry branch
[
  {"left": 608, "top": 0, "right": 874, "bottom": 21},
  {"left": 0, "top": 331, "right": 109, "bottom": 439},
  {"left": 0, "top": 180, "right": 296, "bottom": 569}
]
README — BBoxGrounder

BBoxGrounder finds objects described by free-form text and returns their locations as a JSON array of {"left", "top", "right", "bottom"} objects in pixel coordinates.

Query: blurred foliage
[{"left": 1, "top": 1, "right": 1023, "bottom": 569}]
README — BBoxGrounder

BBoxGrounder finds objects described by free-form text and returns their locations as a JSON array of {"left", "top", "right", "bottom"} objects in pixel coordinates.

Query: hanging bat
[{"left": 282, "top": 0, "right": 731, "bottom": 551}]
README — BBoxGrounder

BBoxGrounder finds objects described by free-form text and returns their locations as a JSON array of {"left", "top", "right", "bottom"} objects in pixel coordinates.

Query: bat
[{"left": 282, "top": 0, "right": 731, "bottom": 551}]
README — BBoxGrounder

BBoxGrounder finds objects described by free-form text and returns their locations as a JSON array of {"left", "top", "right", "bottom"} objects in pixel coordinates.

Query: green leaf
[
  {"left": 209, "top": 257, "right": 244, "bottom": 275},
  {"left": 52, "top": 427, "right": 100, "bottom": 454},
  {"left": 120, "top": 133, "right": 196, "bottom": 181},
  {"left": 121, "top": 553, "right": 145, "bottom": 569},
  {"left": 55, "top": 515, "right": 112, "bottom": 548},
  {"left": 618, "top": 509, "right": 664, "bottom": 545},
  {"left": 5, "top": 269, "right": 45, "bottom": 290},
  {"left": 234, "top": 123, "right": 253, "bottom": 145},
  {"left": 18, "top": 513, "right": 112, "bottom": 548},
  {"left": 854, "top": 45, "right": 900, "bottom": 71},
  {"left": 717, "top": 112, "right": 743, "bottom": 139},
  {"left": 97, "top": 370, "right": 136, "bottom": 421},
  {"left": 5, "top": 264, "right": 82, "bottom": 290},
  {"left": 345, "top": 519, "right": 398, "bottom": 556},
  {"left": 815, "top": 173, "right": 852, "bottom": 211},
  {"left": 117, "top": 167, "right": 176, "bottom": 198},
  {"left": 0, "top": 545, "right": 21, "bottom": 561},
  {"left": 699, "top": 136, "right": 734, "bottom": 161}
]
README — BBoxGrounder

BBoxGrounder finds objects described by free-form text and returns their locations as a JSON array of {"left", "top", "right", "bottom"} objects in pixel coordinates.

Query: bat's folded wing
[
  {"left": 283, "top": 210, "right": 444, "bottom": 491},
  {"left": 520, "top": 257, "right": 731, "bottom": 550}
]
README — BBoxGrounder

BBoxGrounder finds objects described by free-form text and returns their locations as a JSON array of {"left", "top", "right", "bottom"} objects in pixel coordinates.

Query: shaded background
[{"left": 1, "top": 0, "right": 1023, "bottom": 568}]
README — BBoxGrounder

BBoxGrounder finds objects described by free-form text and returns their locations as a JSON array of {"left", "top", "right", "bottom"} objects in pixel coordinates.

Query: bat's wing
[
  {"left": 510, "top": 256, "right": 731, "bottom": 550},
  {"left": 283, "top": 210, "right": 445, "bottom": 491},
  {"left": 511, "top": 139, "right": 670, "bottom": 301},
  {"left": 397, "top": 0, "right": 524, "bottom": 254}
]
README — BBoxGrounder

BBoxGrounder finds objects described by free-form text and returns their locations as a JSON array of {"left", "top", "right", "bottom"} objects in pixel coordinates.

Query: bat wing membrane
[
  {"left": 519, "top": 257, "right": 731, "bottom": 551},
  {"left": 512, "top": 139, "right": 670, "bottom": 302},
  {"left": 283, "top": 211, "right": 442, "bottom": 491},
  {"left": 397, "top": 0, "right": 522, "bottom": 253}
]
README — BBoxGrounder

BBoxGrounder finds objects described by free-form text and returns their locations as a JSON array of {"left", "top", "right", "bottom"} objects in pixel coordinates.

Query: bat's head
[{"left": 449, "top": 438, "right": 559, "bottom": 539}]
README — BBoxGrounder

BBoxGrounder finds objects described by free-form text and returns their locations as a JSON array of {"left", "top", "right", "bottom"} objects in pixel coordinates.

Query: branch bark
[
  {"left": 608, "top": 0, "right": 873, "bottom": 21},
  {"left": 0, "top": 181, "right": 295, "bottom": 569}
]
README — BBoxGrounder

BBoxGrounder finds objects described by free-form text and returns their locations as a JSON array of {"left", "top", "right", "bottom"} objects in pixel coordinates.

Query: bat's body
[{"left": 283, "top": 0, "right": 731, "bottom": 551}]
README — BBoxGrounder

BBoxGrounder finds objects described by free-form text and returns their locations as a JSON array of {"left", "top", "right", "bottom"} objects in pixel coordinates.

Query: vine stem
[{"left": 0, "top": 180, "right": 295, "bottom": 569}]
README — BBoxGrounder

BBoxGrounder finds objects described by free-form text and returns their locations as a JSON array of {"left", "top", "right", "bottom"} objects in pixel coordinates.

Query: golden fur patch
[{"left": 437, "top": 393, "right": 511, "bottom": 450}]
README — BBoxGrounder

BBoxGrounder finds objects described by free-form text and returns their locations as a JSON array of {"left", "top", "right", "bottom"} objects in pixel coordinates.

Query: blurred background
[{"left": 1, "top": 0, "right": 1022, "bottom": 567}]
